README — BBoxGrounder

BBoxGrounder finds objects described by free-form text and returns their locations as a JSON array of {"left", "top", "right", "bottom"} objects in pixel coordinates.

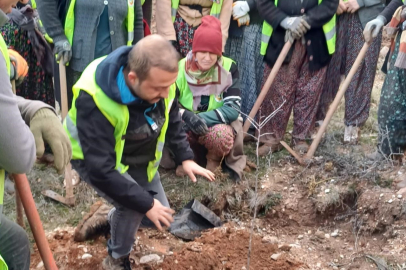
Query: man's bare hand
[
  {"left": 182, "top": 160, "right": 215, "bottom": 182},
  {"left": 145, "top": 199, "right": 175, "bottom": 231}
]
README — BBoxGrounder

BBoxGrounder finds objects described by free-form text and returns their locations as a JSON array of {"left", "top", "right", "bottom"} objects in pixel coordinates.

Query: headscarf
[
  {"left": 386, "top": 5, "right": 406, "bottom": 69},
  {"left": 184, "top": 51, "right": 232, "bottom": 111}
]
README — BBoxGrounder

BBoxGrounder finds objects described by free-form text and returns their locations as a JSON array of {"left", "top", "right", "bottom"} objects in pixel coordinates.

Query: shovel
[
  {"left": 42, "top": 62, "right": 75, "bottom": 206},
  {"left": 303, "top": 42, "right": 371, "bottom": 163}
]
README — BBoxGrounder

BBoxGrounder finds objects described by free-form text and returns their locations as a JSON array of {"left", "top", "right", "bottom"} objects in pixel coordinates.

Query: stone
[
  {"left": 331, "top": 230, "right": 339, "bottom": 238},
  {"left": 298, "top": 235, "right": 304, "bottom": 240},
  {"left": 325, "top": 189, "right": 331, "bottom": 194},
  {"left": 325, "top": 234, "right": 330, "bottom": 239},
  {"left": 397, "top": 187, "right": 406, "bottom": 197},
  {"left": 279, "top": 244, "right": 292, "bottom": 251},
  {"left": 315, "top": 230, "right": 325, "bottom": 239},
  {"left": 398, "top": 194, "right": 403, "bottom": 199},
  {"left": 36, "top": 261, "right": 44, "bottom": 269},
  {"left": 388, "top": 199, "right": 393, "bottom": 204},
  {"left": 140, "top": 254, "right": 161, "bottom": 264},
  {"left": 262, "top": 235, "right": 279, "bottom": 244},
  {"left": 271, "top": 253, "right": 281, "bottom": 261},
  {"left": 81, "top": 253, "right": 92, "bottom": 259}
]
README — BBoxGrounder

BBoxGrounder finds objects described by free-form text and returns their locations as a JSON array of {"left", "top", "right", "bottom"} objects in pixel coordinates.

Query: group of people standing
[{"left": 1, "top": 0, "right": 406, "bottom": 269}]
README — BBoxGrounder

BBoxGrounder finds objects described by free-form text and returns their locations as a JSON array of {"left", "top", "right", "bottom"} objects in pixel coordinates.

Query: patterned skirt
[
  {"left": 224, "top": 23, "right": 265, "bottom": 118},
  {"left": 1, "top": 20, "right": 55, "bottom": 107},
  {"left": 173, "top": 13, "right": 197, "bottom": 58}
]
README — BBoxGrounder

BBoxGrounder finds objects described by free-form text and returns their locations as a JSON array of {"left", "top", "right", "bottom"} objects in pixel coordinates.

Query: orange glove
[{"left": 8, "top": 49, "right": 28, "bottom": 85}]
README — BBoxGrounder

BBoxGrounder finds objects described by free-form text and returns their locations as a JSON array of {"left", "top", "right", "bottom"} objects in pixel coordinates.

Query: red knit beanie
[{"left": 192, "top": 16, "right": 222, "bottom": 56}]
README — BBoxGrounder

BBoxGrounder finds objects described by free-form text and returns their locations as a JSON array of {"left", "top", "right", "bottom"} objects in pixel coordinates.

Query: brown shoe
[
  {"left": 74, "top": 201, "right": 111, "bottom": 242},
  {"left": 258, "top": 143, "right": 283, "bottom": 156},
  {"left": 102, "top": 254, "right": 132, "bottom": 270},
  {"left": 291, "top": 139, "right": 309, "bottom": 154}
]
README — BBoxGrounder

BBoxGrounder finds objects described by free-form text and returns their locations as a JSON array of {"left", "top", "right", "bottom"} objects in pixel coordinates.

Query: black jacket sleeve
[
  {"left": 165, "top": 95, "right": 194, "bottom": 165},
  {"left": 76, "top": 91, "right": 154, "bottom": 214},
  {"left": 247, "top": 0, "right": 258, "bottom": 12},
  {"left": 36, "top": 0, "right": 67, "bottom": 42},
  {"left": 380, "top": 0, "right": 403, "bottom": 23},
  {"left": 133, "top": 0, "right": 144, "bottom": 44},
  {"left": 257, "top": 0, "right": 288, "bottom": 29},
  {"left": 305, "top": 0, "right": 339, "bottom": 28}
]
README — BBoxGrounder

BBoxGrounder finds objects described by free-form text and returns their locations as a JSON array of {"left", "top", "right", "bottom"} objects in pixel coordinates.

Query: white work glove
[
  {"left": 363, "top": 15, "right": 386, "bottom": 43},
  {"left": 237, "top": 14, "right": 250, "bottom": 27},
  {"left": 232, "top": 1, "right": 250, "bottom": 19}
]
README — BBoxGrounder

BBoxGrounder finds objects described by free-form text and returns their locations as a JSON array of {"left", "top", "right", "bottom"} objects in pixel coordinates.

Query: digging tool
[
  {"left": 242, "top": 41, "right": 303, "bottom": 163},
  {"left": 13, "top": 173, "right": 58, "bottom": 270},
  {"left": 15, "top": 187, "right": 25, "bottom": 228},
  {"left": 42, "top": 62, "right": 75, "bottom": 206},
  {"left": 304, "top": 42, "right": 371, "bottom": 163}
]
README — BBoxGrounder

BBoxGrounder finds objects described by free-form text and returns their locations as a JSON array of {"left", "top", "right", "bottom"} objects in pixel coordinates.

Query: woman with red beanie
[{"left": 175, "top": 16, "right": 246, "bottom": 181}]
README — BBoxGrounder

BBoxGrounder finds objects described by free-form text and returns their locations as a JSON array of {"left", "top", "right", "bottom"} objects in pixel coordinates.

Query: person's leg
[
  {"left": 0, "top": 214, "right": 30, "bottom": 270},
  {"left": 258, "top": 41, "right": 305, "bottom": 154},
  {"left": 315, "top": 13, "right": 347, "bottom": 123},
  {"left": 293, "top": 50, "right": 328, "bottom": 151},
  {"left": 344, "top": 13, "right": 382, "bottom": 129}
]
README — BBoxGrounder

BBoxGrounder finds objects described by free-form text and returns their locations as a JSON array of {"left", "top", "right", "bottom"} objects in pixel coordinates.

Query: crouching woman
[{"left": 175, "top": 16, "right": 246, "bottom": 180}]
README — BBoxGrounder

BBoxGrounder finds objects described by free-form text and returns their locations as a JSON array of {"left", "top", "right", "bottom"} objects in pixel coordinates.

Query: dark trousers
[{"left": 0, "top": 214, "right": 30, "bottom": 270}]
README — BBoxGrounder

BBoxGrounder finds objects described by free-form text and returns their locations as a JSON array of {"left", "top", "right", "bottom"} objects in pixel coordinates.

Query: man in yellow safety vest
[{"left": 64, "top": 35, "right": 214, "bottom": 269}]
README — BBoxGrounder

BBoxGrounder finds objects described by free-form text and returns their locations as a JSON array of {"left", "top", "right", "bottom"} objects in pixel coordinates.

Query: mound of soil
[{"left": 162, "top": 227, "right": 303, "bottom": 270}]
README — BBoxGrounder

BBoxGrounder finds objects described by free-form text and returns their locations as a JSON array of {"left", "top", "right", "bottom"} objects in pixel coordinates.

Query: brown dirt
[{"left": 161, "top": 226, "right": 303, "bottom": 270}]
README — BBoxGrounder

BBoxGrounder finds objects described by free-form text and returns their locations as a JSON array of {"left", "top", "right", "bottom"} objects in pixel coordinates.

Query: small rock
[
  {"left": 81, "top": 253, "right": 92, "bottom": 259},
  {"left": 398, "top": 194, "right": 403, "bottom": 199},
  {"left": 175, "top": 260, "right": 178, "bottom": 264},
  {"left": 36, "top": 261, "right": 44, "bottom": 269},
  {"left": 380, "top": 194, "right": 384, "bottom": 197},
  {"left": 325, "top": 189, "right": 331, "bottom": 194},
  {"left": 262, "top": 235, "right": 279, "bottom": 244},
  {"left": 315, "top": 230, "right": 325, "bottom": 239},
  {"left": 333, "top": 267, "right": 338, "bottom": 270},
  {"left": 241, "top": 267, "right": 247, "bottom": 270},
  {"left": 271, "top": 253, "right": 281, "bottom": 261},
  {"left": 279, "top": 244, "right": 292, "bottom": 251},
  {"left": 325, "top": 234, "right": 330, "bottom": 239},
  {"left": 297, "top": 235, "right": 304, "bottom": 240},
  {"left": 388, "top": 199, "right": 393, "bottom": 204},
  {"left": 83, "top": 247, "right": 88, "bottom": 253},
  {"left": 140, "top": 254, "right": 161, "bottom": 264},
  {"left": 397, "top": 187, "right": 406, "bottom": 197},
  {"left": 316, "top": 262, "right": 321, "bottom": 267},
  {"left": 331, "top": 230, "right": 339, "bottom": 238}
]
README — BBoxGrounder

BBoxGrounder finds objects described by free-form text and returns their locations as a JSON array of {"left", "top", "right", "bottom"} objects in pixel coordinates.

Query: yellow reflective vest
[
  {"left": 171, "top": 0, "right": 223, "bottom": 22},
  {"left": 64, "top": 0, "right": 135, "bottom": 47},
  {"left": 64, "top": 57, "right": 176, "bottom": 182},
  {"left": 260, "top": 0, "right": 336, "bottom": 55},
  {"left": 176, "top": 56, "right": 234, "bottom": 113}
]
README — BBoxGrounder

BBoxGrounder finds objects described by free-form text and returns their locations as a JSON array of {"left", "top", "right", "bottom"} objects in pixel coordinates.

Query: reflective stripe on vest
[
  {"left": 171, "top": 0, "right": 223, "bottom": 22},
  {"left": 260, "top": 0, "right": 336, "bottom": 55},
  {"left": 63, "top": 57, "right": 176, "bottom": 182},
  {"left": 64, "top": 0, "right": 135, "bottom": 53},
  {"left": 0, "top": 35, "right": 10, "bottom": 75},
  {"left": 176, "top": 56, "right": 234, "bottom": 113}
]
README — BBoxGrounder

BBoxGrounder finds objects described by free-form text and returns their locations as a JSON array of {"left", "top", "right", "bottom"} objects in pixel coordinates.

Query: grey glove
[
  {"left": 280, "top": 16, "right": 310, "bottom": 39},
  {"left": 182, "top": 110, "right": 209, "bottom": 136},
  {"left": 54, "top": 38, "right": 72, "bottom": 65},
  {"left": 363, "top": 15, "right": 386, "bottom": 44}
]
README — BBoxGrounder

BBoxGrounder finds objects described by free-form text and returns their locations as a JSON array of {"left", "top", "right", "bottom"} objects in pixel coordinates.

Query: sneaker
[
  {"left": 74, "top": 201, "right": 111, "bottom": 242},
  {"left": 291, "top": 139, "right": 309, "bottom": 154},
  {"left": 344, "top": 126, "right": 360, "bottom": 144},
  {"left": 102, "top": 254, "right": 132, "bottom": 270},
  {"left": 258, "top": 143, "right": 283, "bottom": 156}
]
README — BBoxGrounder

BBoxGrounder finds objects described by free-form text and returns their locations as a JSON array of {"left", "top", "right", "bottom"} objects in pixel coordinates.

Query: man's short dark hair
[{"left": 128, "top": 35, "right": 179, "bottom": 82}]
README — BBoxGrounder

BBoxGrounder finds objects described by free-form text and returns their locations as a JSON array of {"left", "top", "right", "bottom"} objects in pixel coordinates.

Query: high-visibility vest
[
  {"left": 171, "top": 0, "right": 223, "bottom": 22},
  {"left": 30, "top": 0, "right": 54, "bottom": 43},
  {"left": 0, "top": 37, "right": 9, "bottom": 270},
  {"left": 63, "top": 57, "right": 176, "bottom": 182},
  {"left": 176, "top": 56, "right": 234, "bottom": 113},
  {"left": 64, "top": 0, "right": 135, "bottom": 47},
  {"left": 260, "top": 0, "right": 336, "bottom": 55}
]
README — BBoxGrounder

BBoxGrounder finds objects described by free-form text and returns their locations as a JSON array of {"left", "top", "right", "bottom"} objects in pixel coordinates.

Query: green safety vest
[
  {"left": 64, "top": 0, "right": 135, "bottom": 48},
  {"left": 64, "top": 57, "right": 176, "bottom": 182},
  {"left": 171, "top": 0, "right": 223, "bottom": 22},
  {"left": 260, "top": 0, "right": 336, "bottom": 55},
  {"left": 30, "top": 0, "right": 54, "bottom": 43},
  {"left": 0, "top": 35, "right": 9, "bottom": 270},
  {"left": 176, "top": 56, "right": 233, "bottom": 113}
]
